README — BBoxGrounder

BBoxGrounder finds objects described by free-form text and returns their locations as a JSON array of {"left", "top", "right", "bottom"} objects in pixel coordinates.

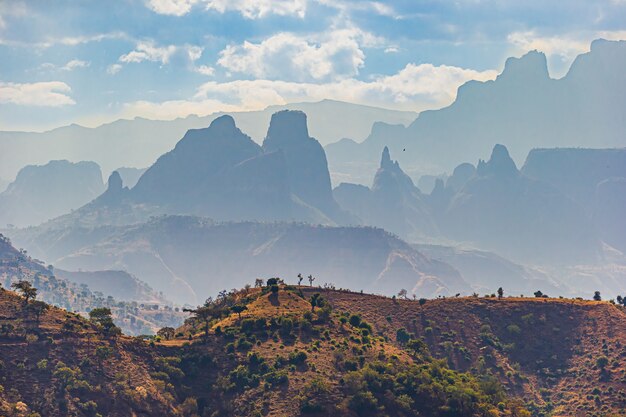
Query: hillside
[
  {"left": 0, "top": 233, "right": 185, "bottom": 335},
  {"left": 6, "top": 216, "right": 468, "bottom": 305},
  {"left": 2, "top": 283, "right": 625, "bottom": 416}
]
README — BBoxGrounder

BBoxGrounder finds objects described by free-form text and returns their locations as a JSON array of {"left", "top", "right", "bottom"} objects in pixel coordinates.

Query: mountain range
[
  {"left": 326, "top": 39, "right": 626, "bottom": 184},
  {"left": 0, "top": 100, "right": 416, "bottom": 182}
]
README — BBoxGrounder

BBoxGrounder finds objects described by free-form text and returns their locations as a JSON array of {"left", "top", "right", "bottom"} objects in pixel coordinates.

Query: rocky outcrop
[
  {"left": 262, "top": 110, "right": 344, "bottom": 220},
  {"left": 334, "top": 147, "right": 438, "bottom": 240},
  {"left": 441, "top": 145, "right": 602, "bottom": 264}
]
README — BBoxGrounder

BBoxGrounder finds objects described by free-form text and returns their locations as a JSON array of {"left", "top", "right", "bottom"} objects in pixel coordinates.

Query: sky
[{"left": 0, "top": 0, "right": 625, "bottom": 131}]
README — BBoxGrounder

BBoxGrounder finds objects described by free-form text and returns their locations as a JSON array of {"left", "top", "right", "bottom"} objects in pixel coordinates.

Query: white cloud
[
  {"left": 0, "top": 31, "right": 129, "bottom": 49},
  {"left": 61, "top": 59, "right": 90, "bottom": 71},
  {"left": 146, "top": 0, "right": 199, "bottom": 16},
  {"left": 217, "top": 28, "right": 383, "bottom": 82},
  {"left": 204, "top": 0, "right": 307, "bottom": 19},
  {"left": 120, "top": 42, "right": 178, "bottom": 64},
  {"left": 194, "top": 65, "right": 215, "bottom": 76},
  {"left": 118, "top": 63, "right": 497, "bottom": 120},
  {"left": 508, "top": 30, "right": 626, "bottom": 62},
  {"left": 0, "top": 81, "right": 75, "bottom": 106},
  {"left": 107, "top": 64, "right": 123, "bottom": 75},
  {"left": 118, "top": 41, "right": 203, "bottom": 66},
  {"left": 145, "top": 0, "right": 307, "bottom": 18}
]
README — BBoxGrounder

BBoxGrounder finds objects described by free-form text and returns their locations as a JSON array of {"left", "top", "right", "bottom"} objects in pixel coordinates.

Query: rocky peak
[
  {"left": 380, "top": 146, "right": 393, "bottom": 169},
  {"left": 264, "top": 110, "right": 309, "bottom": 146},
  {"left": 478, "top": 144, "right": 518, "bottom": 178},
  {"left": 498, "top": 50, "right": 550, "bottom": 83},
  {"left": 207, "top": 115, "right": 237, "bottom": 135},
  {"left": 107, "top": 171, "right": 123, "bottom": 192}
]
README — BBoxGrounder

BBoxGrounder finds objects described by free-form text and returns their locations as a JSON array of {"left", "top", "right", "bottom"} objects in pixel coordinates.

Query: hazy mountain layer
[
  {"left": 334, "top": 146, "right": 437, "bottom": 240},
  {"left": 326, "top": 39, "right": 626, "bottom": 183},
  {"left": 0, "top": 160, "right": 105, "bottom": 228},
  {"left": 0, "top": 100, "right": 416, "bottom": 181},
  {"left": 5, "top": 216, "right": 469, "bottom": 305}
]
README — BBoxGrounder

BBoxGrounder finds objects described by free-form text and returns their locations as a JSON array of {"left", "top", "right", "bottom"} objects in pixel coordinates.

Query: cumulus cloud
[
  {"left": 194, "top": 65, "right": 215, "bottom": 76},
  {"left": 146, "top": 0, "right": 199, "bottom": 16},
  {"left": 0, "top": 81, "right": 75, "bottom": 106},
  {"left": 118, "top": 41, "right": 203, "bottom": 68},
  {"left": 145, "top": 0, "right": 307, "bottom": 18},
  {"left": 508, "top": 30, "right": 626, "bottom": 62},
  {"left": 218, "top": 28, "right": 383, "bottom": 82},
  {"left": 204, "top": 0, "right": 307, "bottom": 19},
  {"left": 119, "top": 63, "right": 497, "bottom": 119}
]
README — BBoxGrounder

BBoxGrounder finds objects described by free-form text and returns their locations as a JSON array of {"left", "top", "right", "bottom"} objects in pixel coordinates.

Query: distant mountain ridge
[
  {"left": 6, "top": 215, "right": 469, "bottom": 305},
  {"left": 0, "top": 160, "right": 105, "bottom": 228},
  {"left": 0, "top": 100, "right": 417, "bottom": 181},
  {"left": 326, "top": 39, "right": 626, "bottom": 183}
]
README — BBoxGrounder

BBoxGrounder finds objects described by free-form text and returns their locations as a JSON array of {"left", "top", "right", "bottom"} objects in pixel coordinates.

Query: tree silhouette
[
  {"left": 308, "top": 275, "right": 315, "bottom": 287},
  {"left": 184, "top": 306, "right": 213, "bottom": 339},
  {"left": 89, "top": 308, "right": 120, "bottom": 337},
  {"left": 254, "top": 278, "right": 264, "bottom": 288},
  {"left": 593, "top": 291, "right": 602, "bottom": 301},
  {"left": 398, "top": 289, "right": 408, "bottom": 299},
  {"left": 497, "top": 287, "right": 504, "bottom": 299},
  {"left": 11, "top": 280, "right": 37, "bottom": 304},
  {"left": 28, "top": 300, "right": 49, "bottom": 323},
  {"left": 157, "top": 327, "right": 176, "bottom": 341},
  {"left": 297, "top": 273, "right": 303, "bottom": 286},
  {"left": 231, "top": 304, "right": 248, "bottom": 320},
  {"left": 310, "top": 293, "right": 323, "bottom": 312}
]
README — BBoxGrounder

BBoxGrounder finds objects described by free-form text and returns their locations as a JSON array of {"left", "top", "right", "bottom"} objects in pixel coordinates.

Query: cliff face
[{"left": 262, "top": 110, "right": 341, "bottom": 218}]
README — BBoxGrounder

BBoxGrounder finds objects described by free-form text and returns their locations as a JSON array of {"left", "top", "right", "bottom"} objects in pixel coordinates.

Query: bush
[
  {"left": 289, "top": 350, "right": 308, "bottom": 365},
  {"left": 349, "top": 315, "right": 361, "bottom": 327}
]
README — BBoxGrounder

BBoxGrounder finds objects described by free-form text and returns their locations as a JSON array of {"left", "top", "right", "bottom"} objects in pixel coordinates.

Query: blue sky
[{"left": 0, "top": 0, "right": 625, "bottom": 131}]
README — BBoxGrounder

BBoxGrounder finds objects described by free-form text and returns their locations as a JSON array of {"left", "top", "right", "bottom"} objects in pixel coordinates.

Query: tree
[
  {"left": 596, "top": 356, "right": 609, "bottom": 371},
  {"left": 297, "top": 273, "right": 303, "bottom": 286},
  {"left": 28, "top": 300, "right": 49, "bottom": 323},
  {"left": 231, "top": 304, "right": 248, "bottom": 320},
  {"left": 310, "top": 293, "right": 323, "bottom": 312},
  {"left": 534, "top": 290, "right": 544, "bottom": 298},
  {"left": 11, "top": 280, "right": 37, "bottom": 304},
  {"left": 617, "top": 295, "right": 624, "bottom": 306},
  {"left": 308, "top": 275, "right": 315, "bottom": 287},
  {"left": 255, "top": 278, "right": 264, "bottom": 288},
  {"left": 157, "top": 327, "right": 176, "bottom": 341},
  {"left": 398, "top": 289, "right": 408, "bottom": 299},
  {"left": 267, "top": 277, "right": 280, "bottom": 287},
  {"left": 95, "top": 345, "right": 113, "bottom": 371},
  {"left": 89, "top": 308, "right": 120, "bottom": 337},
  {"left": 497, "top": 287, "right": 504, "bottom": 299},
  {"left": 593, "top": 291, "right": 602, "bottom": 301},
  {"left": 184, "top": 306, "right": 213, "bottom": 339},
  {"left": 406, "top": 338, "right": 428, "bottom": 356}
]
